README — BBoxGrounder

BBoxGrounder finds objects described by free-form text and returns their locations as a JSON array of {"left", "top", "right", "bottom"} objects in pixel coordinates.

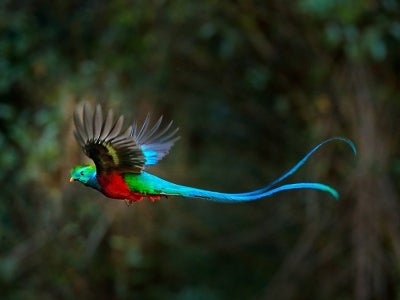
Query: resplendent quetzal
[{"left": 70, "top": 103, "right": 356, "bottom": 203}]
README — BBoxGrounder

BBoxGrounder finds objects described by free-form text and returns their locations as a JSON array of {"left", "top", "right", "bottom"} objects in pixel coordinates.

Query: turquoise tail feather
[
  {"left": 145, "top": 137, "right": 356, "bottom": 202},
  {"left": 162, "top": 182, "right": 339, "bottom": 202}
]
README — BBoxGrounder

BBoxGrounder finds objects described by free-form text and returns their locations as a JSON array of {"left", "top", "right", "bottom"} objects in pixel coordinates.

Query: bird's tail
[{"left": 150, "top": 137, "right": 356, "bottom": 202}]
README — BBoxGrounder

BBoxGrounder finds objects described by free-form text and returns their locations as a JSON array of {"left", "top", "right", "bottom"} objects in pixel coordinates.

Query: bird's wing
[
  {"left": 73, "top": 103, "right": 145, "bottom": 174},
  {"left": 131, "top": 114, "right": 179, "bottom": 166}
]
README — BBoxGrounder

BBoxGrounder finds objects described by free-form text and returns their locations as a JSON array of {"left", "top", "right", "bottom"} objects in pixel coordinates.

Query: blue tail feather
[{"left": 154, "top": 137, "right": 355, "bottom": 202}]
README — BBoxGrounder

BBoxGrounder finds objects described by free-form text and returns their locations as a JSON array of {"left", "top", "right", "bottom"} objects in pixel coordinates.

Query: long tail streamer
[{"left": 155, "top": 137, "right": 356, "bottom": 202}]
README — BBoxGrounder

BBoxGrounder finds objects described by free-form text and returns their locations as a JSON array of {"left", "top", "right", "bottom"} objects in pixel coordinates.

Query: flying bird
[{"left": 70, "top": 103, "right": 356, "bottom": 203}]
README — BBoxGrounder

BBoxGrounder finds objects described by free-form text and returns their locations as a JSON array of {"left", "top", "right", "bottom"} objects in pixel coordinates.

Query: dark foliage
[{"left": 1, "top": 1, "right": 400, "bottom": 299}]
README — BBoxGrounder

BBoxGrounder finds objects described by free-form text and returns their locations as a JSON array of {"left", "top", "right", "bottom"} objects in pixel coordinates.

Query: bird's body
[{"left": 70, "top": 103, "right": 356, "bottom": 203}]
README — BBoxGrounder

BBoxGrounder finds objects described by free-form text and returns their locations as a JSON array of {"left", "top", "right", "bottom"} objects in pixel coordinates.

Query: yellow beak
[{"left": 69, "top": 177, "right": 75, "bottom": 182}]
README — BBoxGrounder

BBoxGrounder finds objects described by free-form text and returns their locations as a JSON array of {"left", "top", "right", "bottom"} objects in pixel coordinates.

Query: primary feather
[
  {"left": 73, "top": 103, "right": 179, "bottom": 174},
  {"left": 132, "top": 114, "right": 180, "bottom": 166},
  {"left": 70, "top": 103, "right": 356, "bottom": 203}
]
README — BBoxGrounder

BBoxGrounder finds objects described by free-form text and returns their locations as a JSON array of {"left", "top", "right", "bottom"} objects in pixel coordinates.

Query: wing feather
[
  {"left": 93, "top": 104, "right": 103, "bottom": 140},
  {"left": 73, "top": 103, "right": 145, "bottom": 174},
  {"left": 135, "top": 114, "right": 151, "bottom": 141},
  {"left": 73, "top": 103, "right": 180, "bottom": 172},
  {"left": 142, "top": 115, "right": 163, "bottom": 141},
  {"left": 131, "top": 115, "right": 180, "bottom": 166},
  {"left": 108, "top": 116, "right": 125, "bottom": 142},
  {"left": 83, "top": 104, "right": 93, "bottom": 140},
  {"left": 73, "top": 109, "right": 87, "bottom": 142},
  {"left": 99, "top": 109, "right": 114, "bottom": 140}
]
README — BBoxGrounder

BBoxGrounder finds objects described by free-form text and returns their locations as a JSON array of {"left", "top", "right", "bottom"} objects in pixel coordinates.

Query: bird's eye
[{"left": 80, "top": 171, "right": 84, "bottom": 176}]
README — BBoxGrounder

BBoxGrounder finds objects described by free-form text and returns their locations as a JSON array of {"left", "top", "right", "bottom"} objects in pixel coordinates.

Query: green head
[{"left": 70, "top": 165, "right": 101, "bottom": 191}]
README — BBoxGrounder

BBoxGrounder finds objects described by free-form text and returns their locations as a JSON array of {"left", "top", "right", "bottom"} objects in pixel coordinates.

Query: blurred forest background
[{"left": 1, "top": 0, "right": 400, "bottom": 299}]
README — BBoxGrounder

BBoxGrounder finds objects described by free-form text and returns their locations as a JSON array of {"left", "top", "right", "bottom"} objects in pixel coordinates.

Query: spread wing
[
  {"left": 73, "top": 103, "right": 145, "bottom": 174},
  {"left": 132, "top": 114, "right": 180, "bottom": 166},
  {"left": 73, "top": 103, "right": 180, "bottom": 174}
]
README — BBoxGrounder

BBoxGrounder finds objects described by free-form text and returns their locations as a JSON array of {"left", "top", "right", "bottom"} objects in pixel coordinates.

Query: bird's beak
[{"left": 69, "top": 177, "right": 75, "bottom": 182}]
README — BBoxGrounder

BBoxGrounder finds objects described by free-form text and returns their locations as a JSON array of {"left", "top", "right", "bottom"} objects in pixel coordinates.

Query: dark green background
[{"left": 1, "top": 1, "right": 399, "bottom": 299}]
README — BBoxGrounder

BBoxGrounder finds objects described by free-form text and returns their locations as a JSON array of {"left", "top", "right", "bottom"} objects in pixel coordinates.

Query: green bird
[{"left": 70, "top": 103, "right": 356, "bottom": 203}]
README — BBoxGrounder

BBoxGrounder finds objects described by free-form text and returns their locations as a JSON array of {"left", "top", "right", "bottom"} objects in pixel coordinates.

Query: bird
[{"left": 70, "top": 103, "right": 356, "bottom": 203}]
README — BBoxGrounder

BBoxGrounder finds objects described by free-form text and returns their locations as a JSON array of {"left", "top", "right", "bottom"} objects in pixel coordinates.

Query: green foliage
[{"left": 1, "top": 1, "right": 400, "bottom": 299}]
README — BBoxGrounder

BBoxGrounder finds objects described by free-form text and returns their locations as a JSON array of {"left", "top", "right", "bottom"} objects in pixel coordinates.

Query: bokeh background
[{"left": 1, "top": 1, "right": 400, "bottom": 299}]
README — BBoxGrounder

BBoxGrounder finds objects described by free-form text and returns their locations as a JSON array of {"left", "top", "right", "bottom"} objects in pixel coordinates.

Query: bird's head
[{"left": 70, "top": 165, "right": 97, "bottom": 186}]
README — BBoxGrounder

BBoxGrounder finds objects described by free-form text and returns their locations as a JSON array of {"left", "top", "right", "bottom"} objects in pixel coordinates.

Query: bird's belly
[{"left": 97, "top": 173, "right": 131, "bottom": 199}]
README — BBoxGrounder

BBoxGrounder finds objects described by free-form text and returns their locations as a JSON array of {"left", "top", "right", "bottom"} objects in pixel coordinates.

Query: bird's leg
[
  {"left": 127, "top": 192, "right": 145, "bottom": 202},
  {"left": 124, "top": 199, "right": 132, "bottom": 207},
  {"left": 126, "top": 191, "right": 164, "bottom": 202},
  {"left": 147, "top": 195, "right": 162, "bottom": 202}
]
